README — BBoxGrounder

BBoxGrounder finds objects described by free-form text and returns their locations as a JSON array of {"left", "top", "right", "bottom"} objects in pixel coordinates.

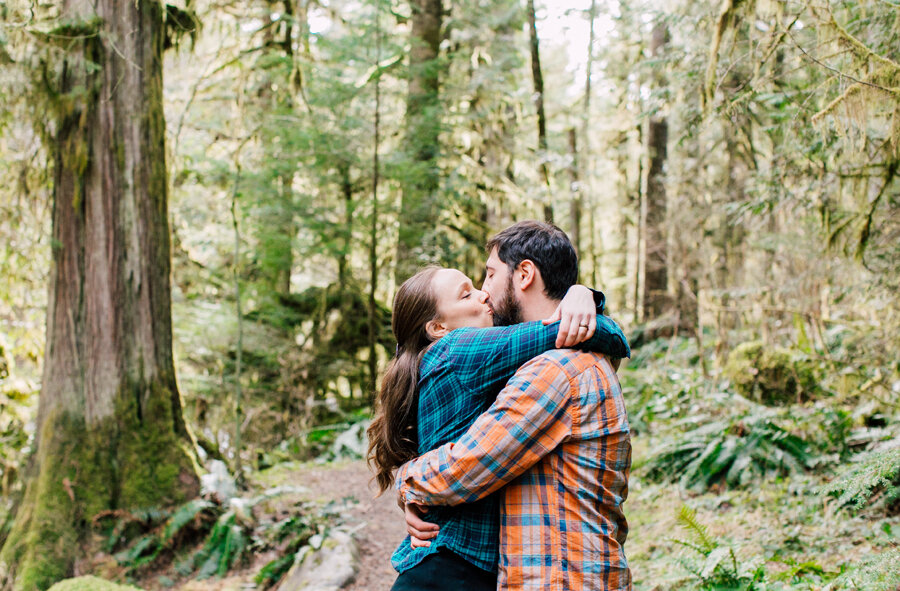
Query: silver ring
[{"left": 579, "top": 324, "right": 589, "bottom": 329}]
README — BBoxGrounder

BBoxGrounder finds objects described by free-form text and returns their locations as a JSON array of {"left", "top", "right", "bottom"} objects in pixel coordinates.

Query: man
[{"left": 396, "top": 221, "right": 632, "bottom": 590}]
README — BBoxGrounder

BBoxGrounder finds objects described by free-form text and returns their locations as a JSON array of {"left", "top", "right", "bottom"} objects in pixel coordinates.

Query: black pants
[{"left": 390, "top": 548, "right": 497, "bottom": 591}]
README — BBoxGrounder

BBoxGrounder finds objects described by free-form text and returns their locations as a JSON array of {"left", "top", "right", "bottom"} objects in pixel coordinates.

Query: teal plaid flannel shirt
[{"left": 391, "top": 300, "right": 630, "bottom": 575}]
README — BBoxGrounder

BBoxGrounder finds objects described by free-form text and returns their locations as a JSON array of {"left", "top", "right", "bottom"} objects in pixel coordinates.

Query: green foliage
[
  {"left": 824, "top": 547, "right": 900, "bottom": 591},
  {"left": 818, "top": 447, "right": 900, "bottom": 513},
  {"left": 105, "top": 499, "right": 218, "bottom": 567},
  {"left": 254, "top": 554, "right": 294, "bottom": 588},
  {"left": 0, "top": 353, "right": 31, "bottom": 497},
  {"left": 672, "top": 506, "right": 763, "bottom": 589},
  {"left": 723, "top": 342, "right": 819, "bottom": 406},
  {"left": 107, "top": 486, "right": 316, "bottom": 581},
  {"left": 251, "top": 493, "right": 357, "bottom": 589},
  {"left": 253, "top": 511, "right": 321, "bottom": 588},
  {"left": 189, "top": 511, "right": 247, "bottom": 579},
  {"left": 645, "top": 414, "right": 813, "bottom": 491}
]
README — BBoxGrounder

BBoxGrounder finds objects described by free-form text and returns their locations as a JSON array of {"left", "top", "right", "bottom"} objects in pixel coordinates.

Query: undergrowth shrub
[
  {"left": 818, "top": 446, "right": 900, "bottom": 514},
  {"left": 100, "top": 487, "right": 311, "bottom": 580},
  {"left": 823, "top": 547, "right": 900, "bottom": 591},
  {"left": 254, "top": 497, "right": 354, "bottom": 589},
  {"left": 671, "top": 505, "right": 763, "bottom": 589},
  {"left": 644, "top": 414, "right": 813, "bottom": 490}
]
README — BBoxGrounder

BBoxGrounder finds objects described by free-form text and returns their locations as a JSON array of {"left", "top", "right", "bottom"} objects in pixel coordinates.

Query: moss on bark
[{"left": 0, "top": 381, "right": 198, "bottom": 591}]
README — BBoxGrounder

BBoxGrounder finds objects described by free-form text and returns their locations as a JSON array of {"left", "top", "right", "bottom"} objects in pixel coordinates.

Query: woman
[{"left": 367, "top": 266, "right": 629, "bottom": 591}]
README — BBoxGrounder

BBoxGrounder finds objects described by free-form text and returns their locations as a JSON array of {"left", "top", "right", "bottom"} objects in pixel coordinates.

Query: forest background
[{"left": 0, "top": 0, "right": 898, "bottom": 590}]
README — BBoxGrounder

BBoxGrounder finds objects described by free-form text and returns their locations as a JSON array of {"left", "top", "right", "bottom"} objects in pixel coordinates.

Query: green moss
[
  {"left": 47, "top": 576, "right": 143, "bottom": 591},
  {"left": 0, "top": 378, "right": 199, "bottom": 590},
  {"left": 723, "top": 341, "right": 819, "bottom": 405},
  {"left": 2, "top": 408, "right": 87, "bottom": 590},
  {"left": 41, "top": 17, "right": 104, "bottom": 48},
  {"left": 114, "top": 380, "right": 199, "bottom": 509}
]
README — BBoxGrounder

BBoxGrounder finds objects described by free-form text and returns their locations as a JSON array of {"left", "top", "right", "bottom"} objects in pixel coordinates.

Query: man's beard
[{"left": 491, "top": 275, "right": 524, "bottom": 326}]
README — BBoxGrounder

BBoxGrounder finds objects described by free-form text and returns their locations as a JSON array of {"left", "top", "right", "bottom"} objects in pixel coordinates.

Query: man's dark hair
[{"left": 486, "top": 220, "right": 578, "bottom": 300}]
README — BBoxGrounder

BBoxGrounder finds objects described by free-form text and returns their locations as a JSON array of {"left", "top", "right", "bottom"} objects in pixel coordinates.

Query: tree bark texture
[
  {"left": 396, "top": 0, "right": 443, "bottom": 283},
  {"left": 0, "top": 2, "right": 199, "bottom": 588},
  {"left": 643, "top": 22, "right": 670, "bottom": 322}
]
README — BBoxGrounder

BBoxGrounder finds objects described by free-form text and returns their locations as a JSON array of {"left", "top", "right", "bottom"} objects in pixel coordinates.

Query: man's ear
[
  {"left": 425, "top": 319, "right": 448, "bottom": 340},
  {"left": 516, "top": 259, "right": 537, "bottom": 291}
]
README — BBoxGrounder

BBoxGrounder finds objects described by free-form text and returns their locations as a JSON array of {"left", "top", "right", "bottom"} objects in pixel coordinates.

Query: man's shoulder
[{"left": 524, "top": 349, "right": 616, "bottom": 379}]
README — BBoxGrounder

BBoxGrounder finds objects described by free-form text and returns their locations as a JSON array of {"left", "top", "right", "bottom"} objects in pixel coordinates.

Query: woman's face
[{"left": 431, "top": 269, "right": 493, "bottom": 331}]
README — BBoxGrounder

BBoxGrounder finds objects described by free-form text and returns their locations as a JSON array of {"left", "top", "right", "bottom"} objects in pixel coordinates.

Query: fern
[
  {"left": 646, "top": 415, "right": 813, "bottom": 491},
  {"left": 254, "top": 554, "right": 295, "bottom": 588},
  {"left": 676, "top": 506, "right": 718, "bottom": 554},
  {"left": 160, "top": 499, "right": 216, "bottom": 544},
  {"left": 824, "top": 547, "right": 900, "bottom": 591},
  {"left": 671, "top": 505, "right": 762, "bottom": 590},
  {"left": 818, "top": 446, "right": 900, "bottom": 511},
  {"left": 188, "top": 511, "right": 248, "bottom": 579}
]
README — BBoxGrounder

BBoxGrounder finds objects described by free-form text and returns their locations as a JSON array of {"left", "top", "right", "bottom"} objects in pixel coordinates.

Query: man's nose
[{"left": 477, "top": 290, "right": 489, "bottom": 304}]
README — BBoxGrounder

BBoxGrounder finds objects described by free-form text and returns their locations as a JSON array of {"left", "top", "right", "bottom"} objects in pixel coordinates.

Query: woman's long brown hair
[{"left": 367, "top": 267, "right": 441, "bottom": 494}]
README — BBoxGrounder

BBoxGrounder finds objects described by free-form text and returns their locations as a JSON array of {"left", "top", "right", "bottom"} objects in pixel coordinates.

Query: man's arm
[{"left": 396, "top": 355, "right": 573, "bottom": 506}]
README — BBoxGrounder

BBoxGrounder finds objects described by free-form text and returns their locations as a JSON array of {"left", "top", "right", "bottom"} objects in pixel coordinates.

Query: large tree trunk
[
  {"left": 642, "top": 22, "right": 670, "bottom": 322},
  {"left": 396, "top": 0, "right": 443, "bottom": 283},
  {"left": 0, "top": 2, "right": 199, "bottom": 588}
]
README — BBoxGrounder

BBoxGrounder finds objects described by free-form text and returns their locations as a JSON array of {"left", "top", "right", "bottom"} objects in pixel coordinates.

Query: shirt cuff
[{"left": 590, "top": 288, "right": 607, "bottom": 315}]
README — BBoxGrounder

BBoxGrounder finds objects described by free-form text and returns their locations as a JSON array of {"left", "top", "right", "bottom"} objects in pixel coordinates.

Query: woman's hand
[
  {"left": 405, "top": 502, "right": 439, "bottom": 548},
  {"left": 542, "top": 285, "right": 596, "bottom": 347}
]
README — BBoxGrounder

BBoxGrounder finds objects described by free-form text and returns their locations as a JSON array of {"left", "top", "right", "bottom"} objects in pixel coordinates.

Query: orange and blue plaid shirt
[
  {"left": 390, "top": 314, "right": 630, "bottom": 577},
  {"left": 397, "top": 350, "right": 632, "bottom": 591}
]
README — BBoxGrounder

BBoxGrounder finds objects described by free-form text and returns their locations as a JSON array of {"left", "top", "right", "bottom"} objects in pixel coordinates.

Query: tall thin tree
[
  {"left": 643, "top": 21, "right": 670, "bottom": 322},
  {"left": 396, "top": 0, "right": 443, "bottom": 282},
  {"left": 526, "top": 0, "right": 553, "bottom": 222}
]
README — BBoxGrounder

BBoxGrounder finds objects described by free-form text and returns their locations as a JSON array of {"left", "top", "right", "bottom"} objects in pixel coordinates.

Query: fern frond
[
  {"left": 819, "top": 447, "right": 900, "bottom": 510},
  {"left": 824, "top": 547, "right": 900, "bottom": 591},
  {"left": 676, "top": 505, "right": 717, "bottom": 554}
]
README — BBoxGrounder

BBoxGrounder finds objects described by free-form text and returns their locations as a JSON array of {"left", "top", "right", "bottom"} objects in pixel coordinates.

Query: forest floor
[
  {"left": 130, "top": 459, "right": 403, "bottom": 591},
  {"left": 127, "top": 450, "right": 898, "bottom": 591},
  {"left": 256, "top": 459, "right": 405, "bottom": 591}
]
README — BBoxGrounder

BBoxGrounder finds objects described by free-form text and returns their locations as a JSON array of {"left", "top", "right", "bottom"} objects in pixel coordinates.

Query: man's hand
[
  {"left": 543, "top": 284, "right": 597, "bottom": 347},
  {"left": 405, "top": 502, "right": 439, "bottom": 548}
]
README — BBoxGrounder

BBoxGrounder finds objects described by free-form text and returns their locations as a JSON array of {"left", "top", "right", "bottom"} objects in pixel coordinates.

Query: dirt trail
[{"left": 297, "top": 459, "right": 405, "bottom": 591}]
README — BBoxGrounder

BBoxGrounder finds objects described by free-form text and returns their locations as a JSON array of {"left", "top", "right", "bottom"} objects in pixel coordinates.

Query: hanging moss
[
  {"left": 723, "top": 341, "right": 819, "bottom": 405},
  {"left": 163, "top": 4, "right": 201, "bottom": 51},
  {"left": 38, "top": 17, "right": 104, "bottom": 49}
]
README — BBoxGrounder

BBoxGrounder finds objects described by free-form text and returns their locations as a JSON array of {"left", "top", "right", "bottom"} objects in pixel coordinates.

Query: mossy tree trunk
[{"left": 0, "top": 2, "right": 199, "bottom": 589}]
